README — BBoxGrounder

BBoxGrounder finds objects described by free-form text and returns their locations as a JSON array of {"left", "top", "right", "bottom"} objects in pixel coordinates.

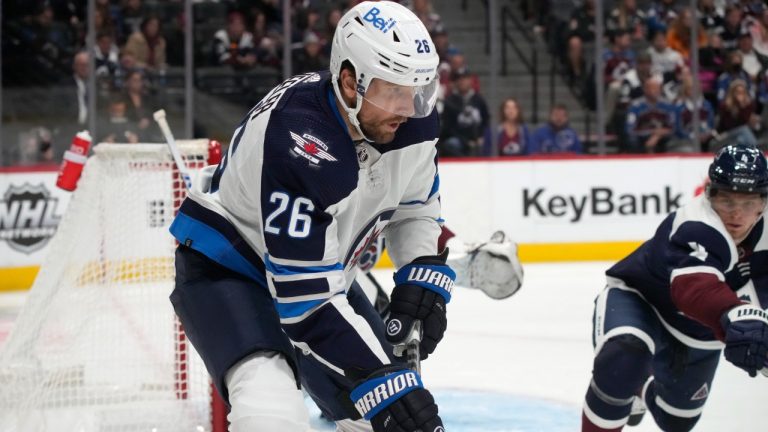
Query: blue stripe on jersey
[
  {"left": 428, "top": 173, "right": 440, "bottom": 198},
  {"left": 275, "top": 298, "right": 325, "bottom": 318},
  {"left": 170, "top": 213, "right": 267, "bottom": 286},
  {"left": 272, "top": 278, "right": 332, "bottom": 297},
  {"left": 327, "top": 87, "right": 349, "bottom": 135},
  {"left": 174, "top": 199, "right": 266, "bottom": 270},
  {"left": 265, "top": 254, "right": 343, "bottom": 275}
]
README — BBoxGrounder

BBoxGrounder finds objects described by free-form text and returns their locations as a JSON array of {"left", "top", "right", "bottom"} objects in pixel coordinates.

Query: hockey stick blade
[{"left": 153, "top": 109, "right": 193, "bottom": 190}]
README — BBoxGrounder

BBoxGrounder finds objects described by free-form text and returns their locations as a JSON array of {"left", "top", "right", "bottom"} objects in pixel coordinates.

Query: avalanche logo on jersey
[{"left": 289, "top": 131, "right": 337, "bottom": 167}]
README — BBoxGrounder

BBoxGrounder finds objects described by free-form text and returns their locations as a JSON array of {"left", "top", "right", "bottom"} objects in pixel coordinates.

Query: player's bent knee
[
  {"left": 593, "top": 334, "right": 652, "bottom": 398},
  {"left": 225, "top": 351, "right": 310, "bottom": 432}
]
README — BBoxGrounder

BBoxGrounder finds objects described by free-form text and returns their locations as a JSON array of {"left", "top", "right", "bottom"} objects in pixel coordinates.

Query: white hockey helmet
[{"left": 330, "top": 1, "right": 440, "bottom": 138}]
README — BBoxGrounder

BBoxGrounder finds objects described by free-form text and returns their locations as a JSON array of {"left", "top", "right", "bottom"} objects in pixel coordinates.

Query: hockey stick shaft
[
  {"left": 405, "top": 320, "right": 422, "bottom": 375},
  {"left": 153, "top": 109, "right": 193, "bottom": 190}
]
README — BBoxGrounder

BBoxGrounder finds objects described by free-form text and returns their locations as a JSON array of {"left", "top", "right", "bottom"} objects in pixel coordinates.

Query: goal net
[{"left": 0, "top": 141, "right": 221, "bottom": 431}]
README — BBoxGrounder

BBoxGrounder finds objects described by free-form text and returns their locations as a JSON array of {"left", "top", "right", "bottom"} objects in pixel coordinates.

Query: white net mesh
[{"left": 0, "top": 141, "right": 213, "bottom": 431}]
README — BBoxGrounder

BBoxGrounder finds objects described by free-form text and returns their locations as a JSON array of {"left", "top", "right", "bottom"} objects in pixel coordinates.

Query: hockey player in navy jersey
[
  {"left": 168, "top": 2, "right": 451, "bottom": 431},
  {"left": 582, "top": 143, "right": 768, "bottom": 432}
]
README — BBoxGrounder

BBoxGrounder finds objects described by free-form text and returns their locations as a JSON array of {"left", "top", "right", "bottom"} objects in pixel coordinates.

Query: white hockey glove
[{"left": 447, "top": 231, "right": 523, "bottom": 299}]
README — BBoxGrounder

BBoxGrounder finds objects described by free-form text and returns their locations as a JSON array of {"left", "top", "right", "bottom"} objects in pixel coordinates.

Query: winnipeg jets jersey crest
[{"left": 169, "top": 71, "right": 442, "bottom": 374}]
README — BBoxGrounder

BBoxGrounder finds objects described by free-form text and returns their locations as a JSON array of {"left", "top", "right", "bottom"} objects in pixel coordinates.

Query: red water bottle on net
[{"left": 56, "top": 130, "right": 92, "bottom": 191}]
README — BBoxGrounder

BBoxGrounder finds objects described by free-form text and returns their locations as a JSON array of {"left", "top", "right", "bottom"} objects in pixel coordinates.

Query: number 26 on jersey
[{"left": 264, "top": 191, "right": 314, "bottom": 238}]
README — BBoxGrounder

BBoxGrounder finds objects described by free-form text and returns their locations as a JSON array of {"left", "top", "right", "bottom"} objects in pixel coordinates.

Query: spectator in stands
[
  {"left": 749, "top": 8, "right": 768, "bottom": 59},
  {"left": 322, "top": 8, "right": 343, "bottom": 56},
  {"left": 124, "top": 16, "right": 166, "bottom": 73},
  {"left": 716, "top": 50, "right": 753, "bottom": 102},
  {"left": 648, "top": 29, "right": 684, "bottom": 76},
  {"left": 717, "top": 79, "right": 762, "bottom": 138},
  {"left": 293, "top": 32, "right": 329, "bottom": 74},
  {"left": 100, "top": 94, "right": 139, "bottom": 144},
  {"left": 94, "top": 31, "right": 119, "bottom": 80},
  {"left": 432, "top": 25, "right": 458, "bottom": 65},
  {"left": 529, "top": 104, "right": 581, "bottom": 154},
  {"left": 122, "top": 70, "right": 156, "bottom": 142},
  {"left": 211, "top": 11, "right": 257, "bottom": 70},
  {"left": 118, "top": 0, "right": 146, "bottom": 45},
  {"left": 698, "top": 32, "right": 726, "bottom": 103},
  {"left": 610, "top": 51, "right": 655, "bottom": 136},
  {"left": 440, "top": 67, "right": 490, "bottom": 157},
  {"left": 447, "top": 53, "right": 480, "bottom": 92},
  {"left": 646, "top": 0, "right": 678, "bottom": 35},
  {"left": 672, "top": 68, "right": 715, "bottom": 152},
  {"left": 113, "top": 50, "right": 141, "bottom": 90},
  {"left": 483, "top": 98, "right": 530, "bottom": 156},
  {"left": 19, "top": 127, "right": 55, "bottom": 165},
  {"left": 72, "top": 51, "right": 90, "bottom": 128},
  {"left": 13, "top": 3, "right": 75, "bottom": 85},
  {"left": 698, "top": 0, "right": 725, "bottom": 32},
  {"left": 410, "top": 0, "right": 443, "bottom": 34},
  {"left": 604, "top": 29, "right": 635, "bottom": 86},
  {"left": 566, "top": 0, "right": 596, "bottom": 84},
  {"left": 667, "top": 8, "right": 708, "bottom": 61},
  {"left": 719, "top": 5, "right": 745, "bottom": 51},
  {"left": 252, "top": 9, "right": 281, "bottom": 68},
  {"left": 625, "top": 76, "right": 677, "bottom": 153},
  {"left": 606, "top": 0, "right": 646, "bottom": 42},
  {"left": 737, "top": 31, "right": 765, "bottom": 82},
  {"left": 539, "top": 0, "right": 577, "bottom": 71}
]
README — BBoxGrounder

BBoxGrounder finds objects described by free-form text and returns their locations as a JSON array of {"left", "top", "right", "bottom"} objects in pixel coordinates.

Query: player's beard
[{"left": 360, "top": 116, "right": 406, "bottom": 144}]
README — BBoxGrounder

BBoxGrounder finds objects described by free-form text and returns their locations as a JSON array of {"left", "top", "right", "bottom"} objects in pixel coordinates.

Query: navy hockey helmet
[{"left": 708, "top": 144, "right": 768, "bottom": 196}]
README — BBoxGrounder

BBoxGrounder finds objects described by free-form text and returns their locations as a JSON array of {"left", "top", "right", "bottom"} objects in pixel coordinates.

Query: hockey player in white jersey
[{"left": 169, "top": 2, "right": 451, "bottom": 431}]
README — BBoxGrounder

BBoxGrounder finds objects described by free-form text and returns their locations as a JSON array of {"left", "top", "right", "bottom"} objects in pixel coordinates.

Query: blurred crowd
[
  {"left": 520, "top": 0, "right": 768, "bottom": 154},
  {"left": 7, "top": 0, "right": 763, "bottom": 165}
]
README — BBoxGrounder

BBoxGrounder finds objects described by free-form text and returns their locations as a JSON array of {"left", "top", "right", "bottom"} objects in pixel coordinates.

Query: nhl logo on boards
[{"left": 0, "top": 183, "right": 62, "bottom": 254}]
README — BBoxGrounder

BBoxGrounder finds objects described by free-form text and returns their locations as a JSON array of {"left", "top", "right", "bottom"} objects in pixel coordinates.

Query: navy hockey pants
[
  {"left": 170, "top": 245, "right": 391, "bottom": 421},
  {"left": 585, "top": 286, "right": 720, "bottom": 431}
]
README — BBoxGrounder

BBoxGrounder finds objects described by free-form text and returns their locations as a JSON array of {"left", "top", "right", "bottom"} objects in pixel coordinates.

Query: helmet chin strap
[{"left": 332, "top": 78, "right": 374, "bottom": 143}]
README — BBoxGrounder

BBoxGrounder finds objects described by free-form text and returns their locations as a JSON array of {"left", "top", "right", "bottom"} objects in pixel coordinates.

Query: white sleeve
[{"left": 384, "top": 145, "right": 442, "bottom": 268}]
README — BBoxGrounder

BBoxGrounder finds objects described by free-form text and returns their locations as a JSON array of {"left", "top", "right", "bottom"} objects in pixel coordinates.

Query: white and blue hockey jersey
[{"left": 170, "top": 71, "right": 443, "bottom": 375}]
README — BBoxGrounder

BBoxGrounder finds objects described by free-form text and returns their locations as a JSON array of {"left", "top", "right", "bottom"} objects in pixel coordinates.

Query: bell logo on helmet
[{"left": 363, "top": 7, "right": 397, "bottom": 33}]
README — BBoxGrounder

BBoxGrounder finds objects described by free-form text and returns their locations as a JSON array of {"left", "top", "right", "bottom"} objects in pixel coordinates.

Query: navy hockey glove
[
  {"left": 350, "top": 369, "right": 443, "bottom": 432},
  {"left": 721, "top": 304, "right": 768, "bottom": 377},
  {"left": 386, "top": 251, "right": 455, "bottom": 360}
]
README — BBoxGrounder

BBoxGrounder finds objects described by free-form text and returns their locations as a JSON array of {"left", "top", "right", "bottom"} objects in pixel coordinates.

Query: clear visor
[
  {"left": 361, "top": 77, "right": 439, "bottom": 118},
  {"left": 709, "top": 193, "right": 767, "bottom": 213}
]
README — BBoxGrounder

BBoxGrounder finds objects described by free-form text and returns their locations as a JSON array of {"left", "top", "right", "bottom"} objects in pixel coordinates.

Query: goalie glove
[
  {"left": 721, "top": 304, "right": 768, "bottom": 377},
  {"left": 448, "top": 230, "right": 524, "bottom": 299},
  {"left": 386, "top": 251, "right": 454, "bottom": 360},
  {"left": 350, "top": 368, "right": 443, "bottom": 432}
]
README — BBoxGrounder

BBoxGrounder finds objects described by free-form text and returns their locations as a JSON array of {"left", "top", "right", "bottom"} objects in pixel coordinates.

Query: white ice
[{"left": 2, "top": 262, "right": 766, "bottom": 431}]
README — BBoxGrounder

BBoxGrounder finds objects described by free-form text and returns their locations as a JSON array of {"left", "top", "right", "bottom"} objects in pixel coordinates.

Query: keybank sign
[{"left": 522, "top": 186, "right": 684, "bottom": 222}]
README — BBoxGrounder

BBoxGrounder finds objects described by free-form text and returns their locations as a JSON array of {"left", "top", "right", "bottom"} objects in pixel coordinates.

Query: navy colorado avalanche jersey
[{"left": 606, "top": 194, "right": 767, "bottom": 349}]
